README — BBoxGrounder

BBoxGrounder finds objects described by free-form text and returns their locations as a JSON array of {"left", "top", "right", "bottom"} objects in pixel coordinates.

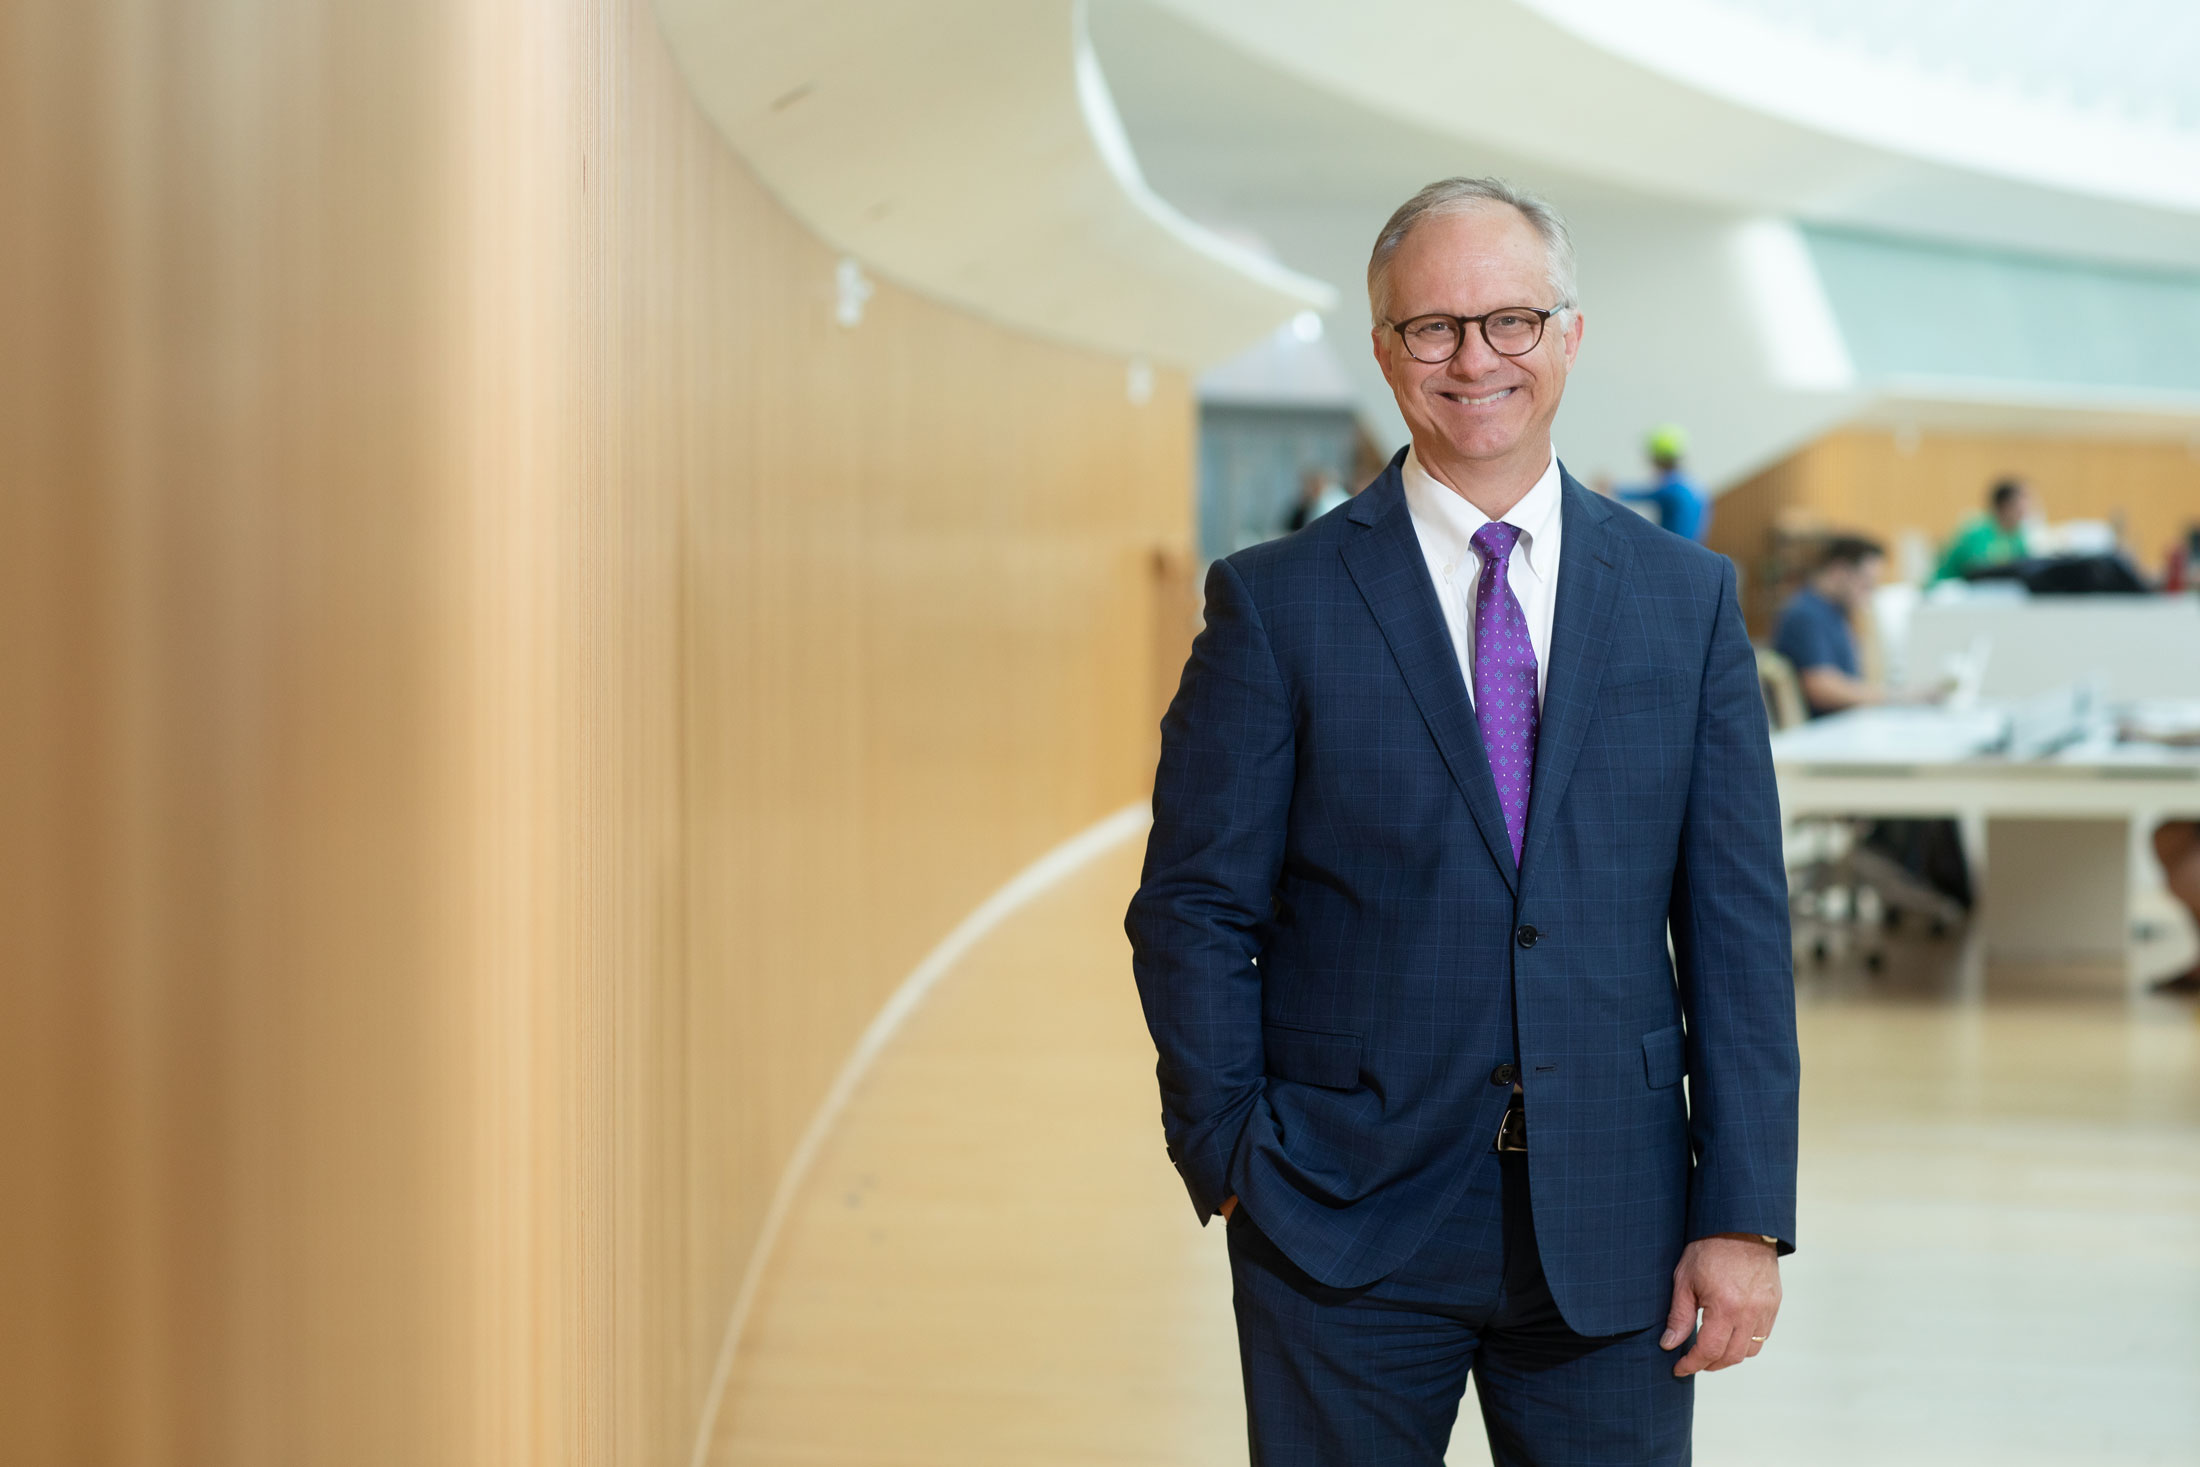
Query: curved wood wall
[{"left": 0, "top": 2, "right": 1192, "bottom": 1462}]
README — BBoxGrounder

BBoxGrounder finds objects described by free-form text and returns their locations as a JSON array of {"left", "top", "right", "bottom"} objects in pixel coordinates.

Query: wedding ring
[{"left": 1750, "top": 1335, "right": 1767, "bottom": 1342}]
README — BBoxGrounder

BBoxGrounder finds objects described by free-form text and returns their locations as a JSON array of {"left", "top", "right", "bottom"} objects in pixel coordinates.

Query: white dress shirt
[{"left": 1401, "top": 447, "right": 1564, "bottom": 710}]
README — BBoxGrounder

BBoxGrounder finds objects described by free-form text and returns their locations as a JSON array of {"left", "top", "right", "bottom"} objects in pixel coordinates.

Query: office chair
[
  {"left": 1755, "top": 647, "right": 1965, "bottom": 972},
  {"left": 1755, "top": 646, "right": 1807, "bottom": 731}
]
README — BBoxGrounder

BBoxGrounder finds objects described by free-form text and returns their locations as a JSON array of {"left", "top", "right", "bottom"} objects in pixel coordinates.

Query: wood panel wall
[
  {"left": 1711, "top": 426, "right": 2200, "bottom": 634},
  {"left": 0, "top": 3, "right": 1194, "bottom": 1463}
]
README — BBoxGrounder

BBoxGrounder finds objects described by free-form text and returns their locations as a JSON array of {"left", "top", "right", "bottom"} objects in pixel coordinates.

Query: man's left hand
[{"left": 1660, "top": 1233, "right": 1781, "bottom": 1377}]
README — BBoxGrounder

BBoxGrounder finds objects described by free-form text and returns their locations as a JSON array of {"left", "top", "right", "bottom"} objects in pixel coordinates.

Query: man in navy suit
[{"left": 1127, "top": 177, "right": 1798, "bottom": 1465}]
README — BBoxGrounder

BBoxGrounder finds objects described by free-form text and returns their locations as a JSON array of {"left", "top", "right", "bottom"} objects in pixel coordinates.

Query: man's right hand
[{"left": 1219, "top": 1195, "right": 1238, "bottom": 1220}]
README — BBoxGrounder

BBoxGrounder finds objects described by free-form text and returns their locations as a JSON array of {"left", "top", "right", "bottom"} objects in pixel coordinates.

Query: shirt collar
[{"left": 1401, "top": 447, "right": 1563, "bottom": 581}]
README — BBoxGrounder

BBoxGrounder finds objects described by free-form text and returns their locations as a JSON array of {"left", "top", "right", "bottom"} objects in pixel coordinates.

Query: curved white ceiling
[
  {"left": 653, "top": 0, "right": 1333, "bottom": 368},
  {"left": 1095, "top": 0, "right": 2200, "bottom": 495},
  {"left": 1703, "top": 0, "right": 2200, "bottom": 132},
  {"left": 1524, "top": 0, "right": 2200, "bottom": 214},
  {"left": 1142, "top": 0, "right": 2200, "bottom": 272}
]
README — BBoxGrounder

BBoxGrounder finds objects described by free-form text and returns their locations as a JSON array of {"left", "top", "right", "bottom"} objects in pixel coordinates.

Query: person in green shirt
[{"left": 1932, "top": 477, "right": 2033, "bottom": 583}]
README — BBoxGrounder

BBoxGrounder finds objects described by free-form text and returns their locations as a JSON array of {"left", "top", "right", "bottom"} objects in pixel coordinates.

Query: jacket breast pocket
[
  {"left": 1598, "top": 673, "right": 1688, "bottom": 718},
  {"left": 1642, "top": 1023, "right": 1687, "bottom": 1089},
  {"left": 1264, "top": 1022, "right": 1362, "bottom": 1090}
]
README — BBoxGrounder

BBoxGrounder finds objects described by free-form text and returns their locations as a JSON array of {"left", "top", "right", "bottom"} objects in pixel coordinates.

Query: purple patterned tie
[{"left": 1470, "top": 521, "right": 1539, "bottom": 865}]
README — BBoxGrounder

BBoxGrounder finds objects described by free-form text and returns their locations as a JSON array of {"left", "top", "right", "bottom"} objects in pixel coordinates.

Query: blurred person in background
[
  {"left": 1618, "top": 423, "right": 1711, "bottom": 542},
  {"left": 2121, "top": 713, "right": 2200, "bottom": 994},
  {"left": 2151, "top": 821, "right": 2200, "bottom": 995},
  {"left": 1779, "top": 536, "right": 1974, "bottom": 911},
  {"left": 1773, "top": 535, "right": 1886, "bottom": 718},
  {"left": 1932, "top": 477, "right": 2034, "bottom": 583},
  {"left": 1285, "top": 466, "right": 1350, "bottom": 533},
  {"left": 1131, "top": 176, "right": 1795, "bottom": 1467}
]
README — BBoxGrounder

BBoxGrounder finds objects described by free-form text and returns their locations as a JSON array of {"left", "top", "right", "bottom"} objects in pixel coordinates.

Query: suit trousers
[{"left": 1227, "top": 1150, "right": 1693, "bottom": 1466}]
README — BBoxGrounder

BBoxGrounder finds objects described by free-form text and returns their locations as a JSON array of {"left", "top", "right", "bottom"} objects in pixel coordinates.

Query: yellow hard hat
[{"left": 1646, "top": 424, "right": 1689, "bottom": 461}]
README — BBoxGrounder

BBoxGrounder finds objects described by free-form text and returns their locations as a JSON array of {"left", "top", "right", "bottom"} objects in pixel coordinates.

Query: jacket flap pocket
[
  {"left": 1642, "top": 1023, "right": 1686, "bottom": 1089},
  {"left": 1599, "top": 672, "right": 1686, "bottom": 717},
  {"left": 1264, "top": 1022, "right": 1361, "bottom": 1089}
]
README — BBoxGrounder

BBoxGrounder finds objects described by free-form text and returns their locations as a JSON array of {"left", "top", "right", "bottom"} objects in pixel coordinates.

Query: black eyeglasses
[{"left": 1388, "top": 305, "right": 1567, "bottom": 364}]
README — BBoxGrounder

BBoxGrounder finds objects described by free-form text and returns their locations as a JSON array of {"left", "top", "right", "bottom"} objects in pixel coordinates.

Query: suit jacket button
[
  {"left": 1515, "top": 924, "right": 1540, "bottom": 948},
  {"left": 1490, "top": 1063, "right": 1517, "bottom": 1086}
]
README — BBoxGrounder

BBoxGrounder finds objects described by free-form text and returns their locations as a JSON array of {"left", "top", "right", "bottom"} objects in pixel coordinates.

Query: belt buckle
[{"left": 1493, "top": 1102, "right": 1528, "bottom": 1154}]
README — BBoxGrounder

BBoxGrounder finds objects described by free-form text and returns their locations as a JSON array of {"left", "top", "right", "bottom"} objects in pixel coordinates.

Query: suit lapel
[
  {"left": 1340, "top": 464, "right": 1520, "bottom": 892},
  {"left": 1521, "top": 476, "right": 1629, "bottom": 880}
]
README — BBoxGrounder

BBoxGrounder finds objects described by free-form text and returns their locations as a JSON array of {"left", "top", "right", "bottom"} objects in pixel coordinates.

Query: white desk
[{"left": 1771, "top": 706, "right": 2200, "bottom": 963}]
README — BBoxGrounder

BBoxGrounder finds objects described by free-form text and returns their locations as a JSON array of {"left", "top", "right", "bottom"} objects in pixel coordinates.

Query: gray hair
[{"left": 1366, "top": 177, "right": 1577, "bottom": 326}]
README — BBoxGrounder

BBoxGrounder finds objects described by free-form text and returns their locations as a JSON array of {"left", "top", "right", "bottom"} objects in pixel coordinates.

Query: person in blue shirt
[
  {"left": 1777, "top": 535, "right": 1975, "bottom": 909},
  {"left": 1619, "top": 423, "right": 1711, "bottom": 542},
  {"left": 1774, "top": 535, "right": 1884, "bottom": 718}
]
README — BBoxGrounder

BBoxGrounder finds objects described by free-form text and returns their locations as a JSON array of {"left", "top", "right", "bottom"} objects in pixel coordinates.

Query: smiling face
[{"left": 1372, "top": 204, "right": 1582, "bottom": 499}]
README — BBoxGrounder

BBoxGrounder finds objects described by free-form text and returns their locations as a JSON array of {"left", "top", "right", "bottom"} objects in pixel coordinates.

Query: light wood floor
[{"left": 709, "top": 835, "right": 2200, "bottom": 1466}]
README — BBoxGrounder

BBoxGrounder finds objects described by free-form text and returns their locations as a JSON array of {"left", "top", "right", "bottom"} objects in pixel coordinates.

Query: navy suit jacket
[{"left": 1127, "top": 455, "right": 1798, "bottom": 1336}]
